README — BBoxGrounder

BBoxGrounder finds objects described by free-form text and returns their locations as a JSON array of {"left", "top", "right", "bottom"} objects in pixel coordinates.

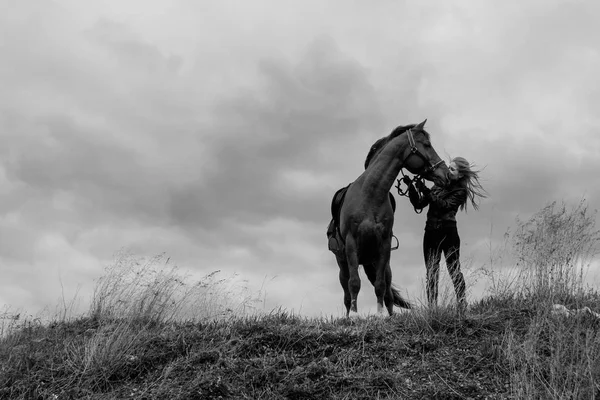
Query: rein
[{"left": 394, "top": 170, "right": 424, "bottom": 214}]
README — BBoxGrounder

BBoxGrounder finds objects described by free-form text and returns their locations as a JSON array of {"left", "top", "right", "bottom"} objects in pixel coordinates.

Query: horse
[{"left": 333, "top": 120, "right": 450, "bottom": 316}]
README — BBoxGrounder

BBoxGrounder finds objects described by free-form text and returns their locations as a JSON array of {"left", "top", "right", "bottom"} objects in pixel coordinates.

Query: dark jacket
[{"left": 408, "top": 182, "right": 467, "bottom": 230}]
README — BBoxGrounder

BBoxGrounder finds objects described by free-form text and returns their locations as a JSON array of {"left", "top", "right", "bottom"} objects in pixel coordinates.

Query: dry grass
[
  {"left": 479, "top": 199, "right": 600, "bottom": 399},
  {"left": 0, "top": 307, "right": 514, "bottom": 399},
  {"left": 1, "top": 199, "right": 599, "bottom": 399},
  {"left": 90, "top": 251, "right": 265, "bottom": 324}
]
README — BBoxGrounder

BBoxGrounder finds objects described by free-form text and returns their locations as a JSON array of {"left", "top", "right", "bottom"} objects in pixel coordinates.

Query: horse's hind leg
[
  {"left": 383, "top": 263, "right": 394, "bottom": 316},
  {"left": 336, "top": 255, "right": 352, "bottom": 316},
  {"left": 373, "top": 248, "right": 393, "bottom": 315},
  {"left": 344, "top": 235, "right": 361, "bottom": 314},
  {"left": 365, "top": 264, "right": 394, "bottom": 315},
  {"left": 365, "top": 263, "right": 394, "bottom": 316}
]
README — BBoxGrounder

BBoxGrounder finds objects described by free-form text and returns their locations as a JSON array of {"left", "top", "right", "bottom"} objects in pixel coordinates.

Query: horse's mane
[
  {"left": 389, "top": 124, "right": 414, "bottom": 138},
  {"left": 364, "top": 124, "right": 429, "bottom": 169},
  {"left": 364, "top": 137, "right": 387, "bottom": 169},
  {"left": 390, "top": 124, "right": 430, "bottom": 141}
]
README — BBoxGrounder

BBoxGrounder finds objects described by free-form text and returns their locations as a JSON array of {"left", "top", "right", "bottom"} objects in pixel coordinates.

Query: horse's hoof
[{"left": 348, "top": 312, "right": 361, "bottom": 320}]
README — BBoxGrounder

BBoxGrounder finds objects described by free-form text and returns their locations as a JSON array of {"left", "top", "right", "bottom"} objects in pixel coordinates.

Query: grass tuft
[{"left": 90, "top": 251, "right": 264, "bottom": 324}]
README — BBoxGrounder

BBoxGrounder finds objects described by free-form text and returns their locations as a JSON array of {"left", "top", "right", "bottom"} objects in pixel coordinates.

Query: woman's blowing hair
[{"left": 452, "top": 156, "right": 488, "bottom": 211}]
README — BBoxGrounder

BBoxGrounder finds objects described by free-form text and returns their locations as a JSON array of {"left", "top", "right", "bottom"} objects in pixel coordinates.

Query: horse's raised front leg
[
  {"left": 344, "top": 235, "right": 360, "bottom": 315},
  {"left": 336, "top": 254, "right": 351, "bottom": 316}
]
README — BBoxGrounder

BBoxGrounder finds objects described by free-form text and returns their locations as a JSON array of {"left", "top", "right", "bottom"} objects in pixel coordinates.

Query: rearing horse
[{"left": 335, "top": 120, "right": 449, "bottom": 316}]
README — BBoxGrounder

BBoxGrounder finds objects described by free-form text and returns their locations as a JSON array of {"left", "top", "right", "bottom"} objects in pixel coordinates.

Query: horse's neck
[{"left": 362, "top": 137, "right": 406, "bottom": 200}]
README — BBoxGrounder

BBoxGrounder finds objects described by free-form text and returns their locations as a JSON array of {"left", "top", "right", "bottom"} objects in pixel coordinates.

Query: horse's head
[
  {"left": 365, "top": 120, "right": 449, "bottom": 186},
  {"left": 401, "top": 120, "right": 450, "bottom": 187}
]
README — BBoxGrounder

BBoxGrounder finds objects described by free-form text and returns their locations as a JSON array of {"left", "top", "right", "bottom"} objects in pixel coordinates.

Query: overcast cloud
[{"left": 1, "top": 0, "right": 599, "bottom": 317}]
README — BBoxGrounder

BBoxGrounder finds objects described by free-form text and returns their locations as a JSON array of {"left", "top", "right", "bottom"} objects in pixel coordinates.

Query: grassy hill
[
  {"left": 2, "top": 293, "right": 600, "bottom": 399},
  {"left": 1, "top": 200, "right": 599, "bottom": 399}
]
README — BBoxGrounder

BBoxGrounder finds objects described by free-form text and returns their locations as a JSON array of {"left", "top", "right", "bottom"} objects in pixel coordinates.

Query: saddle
[{"left": 327, "top": 185, "right": 398, "bottom": 255}]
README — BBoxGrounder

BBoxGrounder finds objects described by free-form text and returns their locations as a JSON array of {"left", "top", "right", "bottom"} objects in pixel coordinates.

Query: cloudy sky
[{"left": 2, "top": 0, "right": 599, "bottom": 318}]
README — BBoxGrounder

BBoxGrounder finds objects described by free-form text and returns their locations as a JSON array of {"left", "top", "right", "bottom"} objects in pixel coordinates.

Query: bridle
[
  {"left": 405, "top": 128, "right": 446, "bottom": 176},
  {"left": 395, "top": 128, "right": 446, "bottom": 198}
]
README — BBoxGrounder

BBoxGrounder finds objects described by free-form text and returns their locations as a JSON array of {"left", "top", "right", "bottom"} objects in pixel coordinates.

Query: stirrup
[{"left": 391, "top": 235, "right": 399, "bottom": 251}]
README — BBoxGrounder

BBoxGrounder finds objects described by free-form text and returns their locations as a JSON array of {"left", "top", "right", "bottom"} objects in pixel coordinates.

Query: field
[{"left": 1, "top": 200, "right": 599, "bottom": 399}]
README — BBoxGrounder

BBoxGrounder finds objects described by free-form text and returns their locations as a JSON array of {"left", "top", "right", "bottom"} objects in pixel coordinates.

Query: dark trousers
[{"left": 423, "top": 226, "right": 466, "bottom": 307}]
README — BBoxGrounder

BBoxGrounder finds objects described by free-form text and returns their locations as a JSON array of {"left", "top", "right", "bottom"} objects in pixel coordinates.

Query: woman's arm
[{"left": 408, "top": 181, "right": 431, "bottom": 210}]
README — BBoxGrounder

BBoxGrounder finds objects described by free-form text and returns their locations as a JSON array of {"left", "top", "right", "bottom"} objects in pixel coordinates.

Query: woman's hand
[{"left": 415, "top": 179, "right": 427, "bottom": 191}]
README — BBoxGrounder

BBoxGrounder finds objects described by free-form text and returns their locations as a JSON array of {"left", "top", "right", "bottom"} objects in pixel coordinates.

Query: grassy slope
[
  {"left": 2, "top": 200, "right": 599, "bottom": 399},
  {"left": 3, "top": 293, "right": 600, "bottom": 400},
  {"left": 0, "top": 308, "right": 505, "bottom": 399}
]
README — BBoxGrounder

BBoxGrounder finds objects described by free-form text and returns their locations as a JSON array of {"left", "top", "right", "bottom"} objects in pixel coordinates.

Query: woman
[{"left": 404, "top": 157, "right": 487, "bottom": 311}]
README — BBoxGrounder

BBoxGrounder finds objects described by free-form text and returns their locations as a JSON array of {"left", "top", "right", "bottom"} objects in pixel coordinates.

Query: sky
[{"left": 1, "top": 0, "right": 600, "bottom": 319}]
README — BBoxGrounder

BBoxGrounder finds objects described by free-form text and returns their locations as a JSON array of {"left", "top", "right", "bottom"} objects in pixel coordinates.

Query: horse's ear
[{"left": 414, "top": 119, "right": 427, "bottom": 130}]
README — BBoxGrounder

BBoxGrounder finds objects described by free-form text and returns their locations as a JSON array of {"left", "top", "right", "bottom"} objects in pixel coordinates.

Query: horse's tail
[{"left": 391, "top": 284, "right": 412, "bottom": 309}]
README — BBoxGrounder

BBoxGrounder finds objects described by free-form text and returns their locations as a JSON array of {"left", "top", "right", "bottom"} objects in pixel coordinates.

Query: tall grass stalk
[
  {"left": 488, "top": 199, "right": 600, "bottom": 399},
  {"left": 90, "top": 251, "right": 263, "bottom": 324},
  {"left": 504, "top": 311, "right": 600, "bottom": 399},
  {"left": 511, "top": 199, "right": 598, "bottom": 302}
]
